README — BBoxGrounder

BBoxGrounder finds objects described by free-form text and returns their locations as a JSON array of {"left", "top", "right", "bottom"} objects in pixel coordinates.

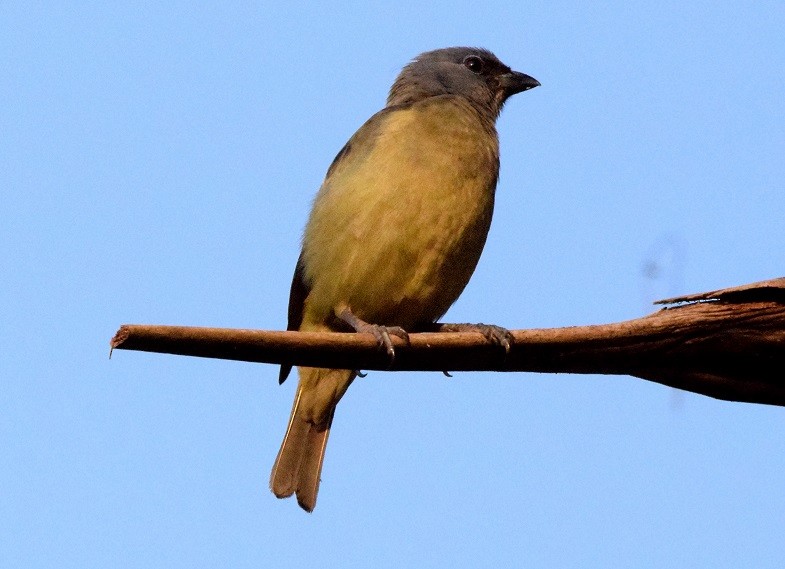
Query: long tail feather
[{"left": 270, "top": 368, "right": 352, "bottom": 512}]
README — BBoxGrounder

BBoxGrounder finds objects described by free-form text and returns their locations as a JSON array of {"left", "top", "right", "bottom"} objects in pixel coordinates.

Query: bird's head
[{"left": 387, "top": 47, "right": 539, "bottom": 118}]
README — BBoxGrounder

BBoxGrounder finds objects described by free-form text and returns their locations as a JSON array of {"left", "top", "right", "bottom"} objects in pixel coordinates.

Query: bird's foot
[
  {"left": 437, "top": 322, "right": 514, "bottom": 355},
  {"left": 335, "top": 306, "right": 409, "bottom": 367}
]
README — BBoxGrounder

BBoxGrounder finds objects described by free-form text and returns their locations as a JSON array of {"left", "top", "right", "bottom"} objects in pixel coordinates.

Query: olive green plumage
[{"left": 270, "top": 47, "right": 539, "bottom": 512}]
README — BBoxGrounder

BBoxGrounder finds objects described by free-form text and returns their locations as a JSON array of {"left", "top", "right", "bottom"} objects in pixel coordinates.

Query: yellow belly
[{"left": 301, "top": 96, "right": 499, "bottom": 330}]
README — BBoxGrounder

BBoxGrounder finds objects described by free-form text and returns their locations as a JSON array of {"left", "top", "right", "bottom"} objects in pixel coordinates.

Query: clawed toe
[
  {"left": 385, "top": 326, "right": 409, "bottom": 343},
  {"left": 335, "top": 306, "right": 410, "bottom": 368},
  {"left": 438, "top": 322, "right": 514, "bottom": 355},
  {"left": 373, "top": 326, "right": 396, "bottom": 359},
  {"left": 477, "top": 324, "right": 513, "bottom": 354},
  {"left": 366, "top": 324, "right": 409, "bottom": 367}
]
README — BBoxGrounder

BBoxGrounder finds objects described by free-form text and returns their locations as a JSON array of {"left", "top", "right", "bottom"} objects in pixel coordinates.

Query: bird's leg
[
  {"left": 434, "top": 322, "right": 514, "bottom": 355},
  {"left": 335, "top": 305, "right": 410, "bottom": 366}
]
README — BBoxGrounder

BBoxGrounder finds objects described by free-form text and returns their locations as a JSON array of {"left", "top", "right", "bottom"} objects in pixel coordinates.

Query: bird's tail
[{"left": 269, "top": 367, "right": 353, "bottom": 512}]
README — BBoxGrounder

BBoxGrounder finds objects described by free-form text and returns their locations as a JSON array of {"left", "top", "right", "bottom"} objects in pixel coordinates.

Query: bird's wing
[
  {"left": 278, "top": 252, "right": 309, "bottom": 384},
  {"left": 321, "top": 106, "right": 408, "bottom": 184},
  {"left": 278, "top": 105, "right": 409, "bottom": 384}
]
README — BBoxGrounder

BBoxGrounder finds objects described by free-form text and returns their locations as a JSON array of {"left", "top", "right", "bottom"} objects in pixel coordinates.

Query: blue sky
[{"left": 2, "top": 2, "right": 784, "bottom": 567}]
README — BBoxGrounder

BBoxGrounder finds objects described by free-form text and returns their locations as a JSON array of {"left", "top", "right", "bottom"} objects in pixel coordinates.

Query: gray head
[{"left": 386, "top": 47, "right": 539, "bottom": 118}]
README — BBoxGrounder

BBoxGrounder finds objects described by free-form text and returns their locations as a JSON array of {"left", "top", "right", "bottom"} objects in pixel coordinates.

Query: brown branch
[{"left": 110, "top": 277, "right": 785, "bottom": 407}]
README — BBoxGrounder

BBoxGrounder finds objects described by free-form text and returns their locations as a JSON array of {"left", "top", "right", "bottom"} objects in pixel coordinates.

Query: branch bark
[{"left": 110, "top": 277, "right": 785, "bottom": 407}]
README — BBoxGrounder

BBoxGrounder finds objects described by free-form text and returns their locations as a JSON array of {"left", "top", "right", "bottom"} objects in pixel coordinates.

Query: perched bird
[{"left": 271, "top": 47, "right": 539, "bottom": 512}]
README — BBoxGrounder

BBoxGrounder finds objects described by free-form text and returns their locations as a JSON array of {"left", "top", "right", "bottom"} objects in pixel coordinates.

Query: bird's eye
[{"left": 463, "top": 55, "right": 484, "bottom": 74}]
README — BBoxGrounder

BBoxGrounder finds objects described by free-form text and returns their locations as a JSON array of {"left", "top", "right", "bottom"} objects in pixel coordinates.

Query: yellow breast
[{"left": 301, "top": 95, "right": 500, "bottom": 330}]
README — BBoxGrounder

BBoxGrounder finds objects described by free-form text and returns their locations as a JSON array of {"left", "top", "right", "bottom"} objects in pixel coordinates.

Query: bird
[{"left": 270, "top": 47, "right": 539, "bottom": 512}]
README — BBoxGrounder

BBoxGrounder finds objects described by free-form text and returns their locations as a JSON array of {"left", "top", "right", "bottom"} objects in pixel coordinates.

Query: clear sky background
[{"left": 2, "top": 2, "right": 784, "bottom": 567}]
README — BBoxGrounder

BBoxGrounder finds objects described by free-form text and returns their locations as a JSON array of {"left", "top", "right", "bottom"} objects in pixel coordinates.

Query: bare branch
[{"left": 110, "top": 278, "right": 785, "bottom": 407}]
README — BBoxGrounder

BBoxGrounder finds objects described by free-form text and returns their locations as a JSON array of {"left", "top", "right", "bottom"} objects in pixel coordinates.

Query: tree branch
[{"left": 110, "top": 277, "right": 785, "bottom": 407}]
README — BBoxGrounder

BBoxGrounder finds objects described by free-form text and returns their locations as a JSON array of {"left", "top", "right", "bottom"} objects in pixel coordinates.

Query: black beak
[{"left": 500, "top": 71, "right": 540, "bottom": 97}]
